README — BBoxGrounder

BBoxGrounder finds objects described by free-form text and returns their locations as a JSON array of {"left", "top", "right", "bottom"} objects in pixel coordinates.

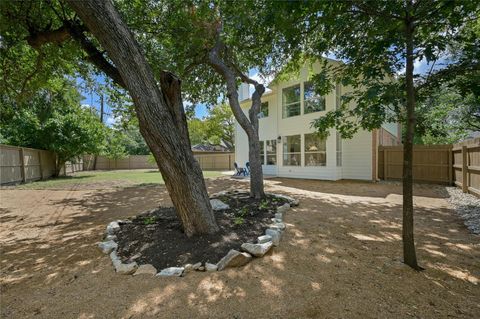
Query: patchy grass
[{"left": 15, "top": 169, "right": 225, "bottom": 189}]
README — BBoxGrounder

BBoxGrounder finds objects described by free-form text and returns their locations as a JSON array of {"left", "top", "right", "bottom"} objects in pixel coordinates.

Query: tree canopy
[{"left": 0, "top": 79, "right": 106, "bottom": 175}]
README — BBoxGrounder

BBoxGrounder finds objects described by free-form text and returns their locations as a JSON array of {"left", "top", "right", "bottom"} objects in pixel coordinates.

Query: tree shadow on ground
[{"left": 0, "top": 177, "right": 478, "bottom": 319}]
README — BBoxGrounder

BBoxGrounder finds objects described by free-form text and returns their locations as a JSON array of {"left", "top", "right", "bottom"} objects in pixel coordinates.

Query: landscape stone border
[{"left": 97, "top": 191, "right": 298, "bottom": 277}]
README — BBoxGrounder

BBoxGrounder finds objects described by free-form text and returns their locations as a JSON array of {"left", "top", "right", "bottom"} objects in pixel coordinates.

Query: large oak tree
[{"left": 1, "top": 0, "right": 218, "bottom": 236}]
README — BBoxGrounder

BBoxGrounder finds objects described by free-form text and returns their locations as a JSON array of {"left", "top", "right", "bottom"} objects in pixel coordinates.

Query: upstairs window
[
  {"left": 335, "top": 83, "right": 342, "bottom": 110},
  {"left": 283, "top": 135, "right": 301, "bottom": 166},
  {"left": 304, "top": 133, "right": 326, "bottom": 166},
  {"left": 304, "top": 81, "right": 325, "bottom": 114},
  {"left": 260, "top": 102, "right": 269, "bottom": 117},
  {"left": 282, "top": 85, "right": 301, "bottom": 118},
  {"left": 266, "top": 140, "right": 277, "bottom": 165}
]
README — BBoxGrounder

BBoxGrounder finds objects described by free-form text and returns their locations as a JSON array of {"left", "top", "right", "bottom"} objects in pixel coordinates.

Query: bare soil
[
  {"left": 1, "top": 177, "right": 479, "bottom": 319},
  {"left": 116, "top": 194, "right": 288, "bottom": 269}
]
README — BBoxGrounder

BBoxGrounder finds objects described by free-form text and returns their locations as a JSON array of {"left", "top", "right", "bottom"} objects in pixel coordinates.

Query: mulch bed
[{"left": 115, "top": 193, "right": 289, "bottom": 270}]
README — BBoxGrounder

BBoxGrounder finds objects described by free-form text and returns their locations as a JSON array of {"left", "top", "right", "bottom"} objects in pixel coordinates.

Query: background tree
[
  {"left": 0, "top": 79, "right": 106, "bottom": 176},
  {"left": 188, "top": 103, "right": 235, "bottom": 150},
  {"left": 117, "top": 0, "right": 282, "bottom": 198},
  {"left": 271, "top": 0, "right": 479, "bottom": 269},
  {"left": 1, "top": 0, "right": 219, "bottom": 236}
]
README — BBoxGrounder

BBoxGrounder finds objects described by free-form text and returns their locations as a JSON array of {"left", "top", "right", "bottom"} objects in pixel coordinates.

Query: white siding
[
  {"left": 342, "top": 129, "right": 372, "bottom": 180},
  {"left": 234, "top": 60, "right": 375, "bottom": 181}
]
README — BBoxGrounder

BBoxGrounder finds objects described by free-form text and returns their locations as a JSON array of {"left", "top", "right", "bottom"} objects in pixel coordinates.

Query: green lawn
[{"left": 17, "top": 169, "right": 225, "bottom": 189}]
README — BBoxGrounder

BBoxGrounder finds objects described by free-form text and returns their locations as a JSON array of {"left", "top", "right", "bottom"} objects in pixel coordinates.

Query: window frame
[
  {"left": 266, "top": 139, "right": 277, "bottom": 166},
  {"left": 282, "top": 134, "right": 301, "bottom": 166},
  {"left": 304, "top": 133, "right": 327, "bottom": 167},
  {"left": 336, "top": 132, "right": 342, "bottom": 167},
  {"left": 260, "top": 101, "right": 269, "bottom": 118},
  {"left": 303, "top": 81, "right": 326, "bottom": 114},
  {"left": 282, "top": 84, "right": 301, "bottom": 118}
]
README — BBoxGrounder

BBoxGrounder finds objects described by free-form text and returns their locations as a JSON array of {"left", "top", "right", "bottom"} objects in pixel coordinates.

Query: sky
[{"left": 80, "top": 58, "right": 437, "bottom": 126}]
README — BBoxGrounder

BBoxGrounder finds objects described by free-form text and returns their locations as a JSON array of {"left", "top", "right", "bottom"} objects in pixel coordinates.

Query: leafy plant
[
  {"left": 259, "top": 199, "right": 270, "bottom": 210},
  {"left": 142, "top": 216, "right": 157, "bottom": 225},
  {"left": 234, "top": 216, "right": 244, "bottom": 225}
]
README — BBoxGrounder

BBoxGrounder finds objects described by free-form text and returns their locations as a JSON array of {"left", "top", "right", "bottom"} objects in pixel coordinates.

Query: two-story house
[{"left": 234, "top": 59, "right": 400, "bottom": 181}]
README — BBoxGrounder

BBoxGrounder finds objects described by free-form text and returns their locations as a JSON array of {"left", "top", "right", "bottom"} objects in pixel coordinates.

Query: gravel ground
[
  {"left": 446, "top": 187, "right": 480, "bottom": 234},
  {"left": 1, "top": 178, "right": 479, "bottom": 318}
]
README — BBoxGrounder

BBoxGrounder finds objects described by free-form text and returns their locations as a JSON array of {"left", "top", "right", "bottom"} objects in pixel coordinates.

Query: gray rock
[
  {"left": 105, "top": 234, "right": 117, "bottom": 241},
  {"left": 198, "top": 266, "right": 205, "bottom": 271},
  {"left": 156, "top": 267, "right": 184, "bottom": 277},
  {"left": 275, "top": 212, "right": 283, "bottom": 220},
  {"left": 217, "top": 249, "right": 252, "bottom": 271},
  {"left": 277, "top": 203, "right": 290, "bottom": 214},
  {"left": 269, "top": 222, "right": 286, "bottom": 231},
  {"left": 98, "top": 240, "right": 118, "bottom": 254},
  {"left": 110, "top": 251, "right": 137, "bottom": 274},
  {"left": 267, "top": 193, "right": 298, "bottom": 206},
  {"left": 184, "top": 264, "right": 194, "bottom": 273},
  {"left": 106, "top": 221, "right": 120, "bottom": 235},
  {"left": 192, "top": 262, "right": 202, "bottom": 270},
  {"left": 133, "top": 264, "right": 157, "bottom": 276},
  {"left": 266, "top": 229, "right": 282, "bottom": 246},
  {"left": 205, "top": 263, "right": 218, "bottom": 272},
  {"left": 210, "top": 199, "right": 230, "bottom": 211},
  {"left": 257, "top": 234, "right": 272, "bottom": 244},
  {"left": 271, "top": 218, "right": 282, "bottom": 223},
  {"left": 240, "top": 242, "right": 273, "bottom": 257}
]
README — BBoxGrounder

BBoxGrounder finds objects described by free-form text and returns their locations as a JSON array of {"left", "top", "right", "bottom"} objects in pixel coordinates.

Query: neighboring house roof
[{"left": 192, "top": 143, "right": 230, "bottom": 152}]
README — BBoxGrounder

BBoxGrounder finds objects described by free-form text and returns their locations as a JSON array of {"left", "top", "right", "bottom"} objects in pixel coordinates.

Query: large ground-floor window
[
  {"left": 266, "top": 140, "right": 277, "bottom": 165},
  {"left": 304, "top": 133, "right": 326, "bottom": 166},
  {"left": 283, "top": 135, "right": 301, "bottom": 166}
]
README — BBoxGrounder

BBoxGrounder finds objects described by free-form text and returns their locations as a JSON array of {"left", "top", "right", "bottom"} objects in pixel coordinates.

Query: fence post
[
  {"left": 38, "top": 150, "right": 44, "bottom": 180},
  {"left": 383, "top": 148, "right": 387, "bottom": 181},
  {"left": 448, "top": 148, "right": 452, "bottom": 185},
  {"left": 20, "top": 147, "right": 26, "bottom": 183},
  {"left": 229, "top": 154, "right": 232, "bottom": 170},
  {"left": 462, "top": 145, "right": 468, "bottom": 193}
]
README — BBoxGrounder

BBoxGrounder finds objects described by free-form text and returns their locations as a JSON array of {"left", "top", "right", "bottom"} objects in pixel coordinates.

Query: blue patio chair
[
  {"left": 245, "top": 162, "right": 250, "bottom": 176},
  {"left": 233, "top": 162, "right": 246, "bottom": 176}
]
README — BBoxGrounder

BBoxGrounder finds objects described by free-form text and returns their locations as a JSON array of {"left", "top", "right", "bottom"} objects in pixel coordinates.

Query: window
[
  {"left": 335, "top": 83, "right": 342, "bottom": 110},
  {"left": 283, "top": 135, "right": 301, "bottom": 166},
  {"left": 266, "top": 140, "right": 277, "bottom": 165},
  {"left": 304, "top": 133, "right": 326, "bottom": 166},
  {"left": 282, "top": 85, "right": 301, "bottom": 118},
  {"left": 259, "top": 140, "right": 265, "bottom": 165},
  {"left": 336, "top": 132, "right": 342, "bottom": 167},
  {"left": 304, "top": 81, "right": 325, "bottom": 114},
  {"left": 261, "top": 102, "right": 269, "bottom": 117}
]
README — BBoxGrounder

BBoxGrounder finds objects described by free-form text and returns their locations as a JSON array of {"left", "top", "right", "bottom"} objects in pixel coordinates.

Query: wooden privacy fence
[
  {"left": 452, "top": 138, "right": 480, "bottom": 197},
  {"left": 378, "top": 138, "right": 480, "bottom": 197},
  {"left": 0, "top": 144, "right": 56, "bottom": 185},
  {"left": 378, "top": 144, "right": 453, "bottom": 184},
  {"left": 83, "top": 152, "right": 235, "bottom": 171}
]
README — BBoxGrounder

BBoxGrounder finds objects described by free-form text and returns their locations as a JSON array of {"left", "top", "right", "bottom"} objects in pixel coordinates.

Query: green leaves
[{"left": 1, "top": 79, "right": 107, "bottom": 162}]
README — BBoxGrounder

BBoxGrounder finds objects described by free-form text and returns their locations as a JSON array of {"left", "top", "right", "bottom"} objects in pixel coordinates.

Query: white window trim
[{"left": 282, "top": 84, "right": 302, "bottom": 119}]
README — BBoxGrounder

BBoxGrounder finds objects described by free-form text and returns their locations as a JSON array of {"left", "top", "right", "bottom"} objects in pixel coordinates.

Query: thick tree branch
[{"left": 25, "top": 22, "right": 126, "bottom": 89}]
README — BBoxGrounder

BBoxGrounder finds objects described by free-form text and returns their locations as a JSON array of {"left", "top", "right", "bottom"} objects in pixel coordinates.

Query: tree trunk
[
  {"left": 403, "top": 13, "right": 421, "bottom": 270},
  {"left": 207, "top": 42, "right": 265, "bottom": 199},
  {"left": 66, "top": 0, "right": 218, "bottom": 236}
]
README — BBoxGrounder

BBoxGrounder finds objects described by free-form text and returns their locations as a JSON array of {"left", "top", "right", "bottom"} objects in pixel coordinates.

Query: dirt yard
[{"left": 1, "top": 177, "right": 479, "bottom": 318}]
